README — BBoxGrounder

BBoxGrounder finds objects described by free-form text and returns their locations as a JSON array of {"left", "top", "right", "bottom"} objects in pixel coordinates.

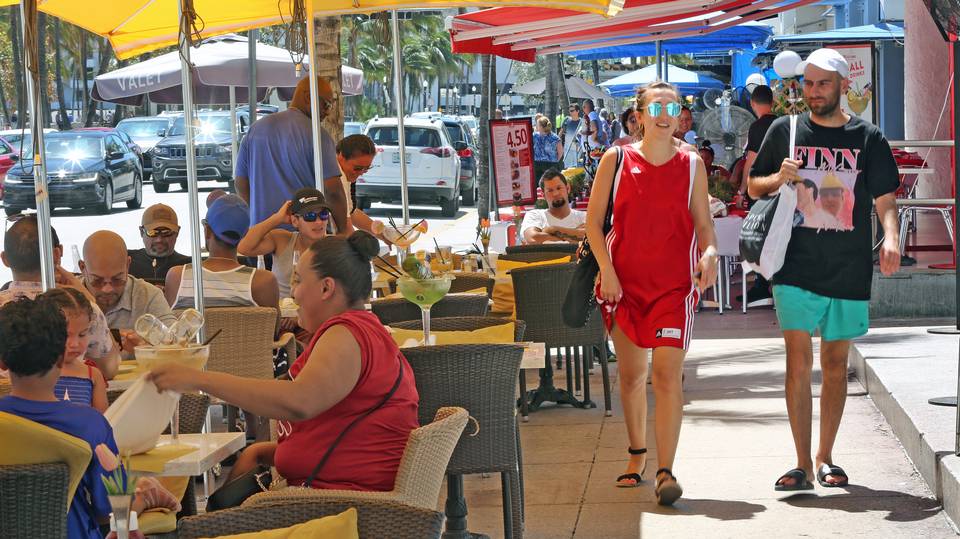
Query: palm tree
[
  {"left": 9, "top": 6, "right": 25, "bottom": 128},
  {"left": 53, "top": 19, "right": 69, "bottom": 129},
  {"left": 315, "top": 16, "right": 343, "bottom": 141}
]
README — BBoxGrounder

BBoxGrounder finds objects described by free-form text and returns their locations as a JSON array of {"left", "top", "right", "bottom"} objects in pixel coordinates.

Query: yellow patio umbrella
[{"left": 0, "top": 0, "right": 625, "bottom": 60}]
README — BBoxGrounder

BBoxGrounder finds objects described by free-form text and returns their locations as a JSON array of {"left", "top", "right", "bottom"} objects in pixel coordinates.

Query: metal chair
[
  {"left": 370, "top": 295, "right": 489, "bottom": 325},
  {"left": 511, "top": 262, "right": 612, "bottom": 416},
  {"left": 447, "top": 272, "right": 495, "bottom": 297},
  {"left": 244, "top": 407, "right": 468, "bottom": 512},
  {"left": 0, "top": 463, "right": 70, "bottom": 538},
  {"left": 505, "top": 243, "right": 578, "bottom": 255},
  {"left": 404, "top": 344, "right": 525, "bottom": 539},
  {"left": 178, "top": 498, "right": 444, "bottom": 539}
]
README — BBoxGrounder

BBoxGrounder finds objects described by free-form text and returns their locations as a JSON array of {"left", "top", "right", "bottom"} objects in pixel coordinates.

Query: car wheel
[
  {"left": 153, "top": 180, "right": 169, "bottom": 193},
  {"left": 127, "top": 175, "right": 143, "bottom": 209},
  {"left": 440, "top": 196, "right": 458, "bottom": 218},
  {"left": 179, "top": 181, "right": 188, "bottom": 191},
  {"left": 143, "top": 171, "right": 152, "bottom": 182},
  {"left": 98, "top": 182, "right": 114, "bottom": 215},
  {"left": 461, "top": 185, "right": 476, "bottom": 206}
]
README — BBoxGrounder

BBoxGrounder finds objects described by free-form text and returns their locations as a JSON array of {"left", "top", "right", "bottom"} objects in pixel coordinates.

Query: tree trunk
[
  {"left": 84, "top": 37, "right": 110, "bottom": 127},
  {"left": 80, "top": 35, "right": 90, "bottom": 125},
  {"left": 555, "top": 54, "right": 570, "bottom": 114},
  {"left": 477, "top": 53, "right": 493, "bottom": 224},
  {"left": 0, "top": 73, "right": 10, "bottom": 128},
  {"left": 53, "top": 19, "right": 69, "bottom": 130},
  {"left": 591, "top": 60, "right": 604, "bottom": 110},
  {"left": 314, "top": 16, "right": 343, "bottom": 142},
  {"left": 9, "top": 7, "right": 26, "bottom": 129},
  {"left": 38, "top": 13, "right": 50, "bottom": 128},
  {"left": 544, "top": 57, "right": 556, "bottom": 125}
]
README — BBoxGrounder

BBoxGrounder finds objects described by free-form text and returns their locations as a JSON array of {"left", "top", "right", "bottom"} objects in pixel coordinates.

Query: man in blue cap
[{"left": 163, "top": 195, "right": 279, "bottom": 310}]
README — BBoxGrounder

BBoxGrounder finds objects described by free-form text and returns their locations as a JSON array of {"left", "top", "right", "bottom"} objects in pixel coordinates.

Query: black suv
[
  {"left": 150, "top": 111, "right": 247, "bottom": 193},
  {"left": 3, "top": 130, "right": 142, "bottom": 215},
  {"left": 441, "top": 116, "right": 478, "bottom": 205}
]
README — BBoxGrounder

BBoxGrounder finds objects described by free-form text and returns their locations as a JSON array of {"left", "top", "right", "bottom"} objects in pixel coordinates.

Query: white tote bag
[
  {"left": 738, "top": 115, "right": 799, "bottom": 280},
  {"left": 105, "top": 377, "right": 180, "bottom": 455}
]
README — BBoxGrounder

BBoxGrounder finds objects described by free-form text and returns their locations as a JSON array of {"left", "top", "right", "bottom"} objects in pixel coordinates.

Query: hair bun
[{"left": 347, "top": 230, "right": 380, "bottom": 262}]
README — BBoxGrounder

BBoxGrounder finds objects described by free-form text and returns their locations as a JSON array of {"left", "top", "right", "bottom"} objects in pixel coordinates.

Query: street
[{"left": 0, "top": 181, "right": 481, "bottom": 285}]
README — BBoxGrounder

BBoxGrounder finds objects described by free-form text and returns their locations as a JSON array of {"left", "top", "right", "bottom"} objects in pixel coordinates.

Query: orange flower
[
  {"left": 480, "top": 218, "right": 490, "bottom": 228},
  {"left": 95, "top": 443, "right": 118, "bottom": 472}
]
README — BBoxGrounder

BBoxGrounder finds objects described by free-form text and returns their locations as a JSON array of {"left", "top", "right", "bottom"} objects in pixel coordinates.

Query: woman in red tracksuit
[{"left": 587, "top": 81, "right": 718, "bottom": 506}]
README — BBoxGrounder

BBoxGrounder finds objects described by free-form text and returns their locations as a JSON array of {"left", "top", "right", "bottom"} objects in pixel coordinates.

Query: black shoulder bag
[
  {"left": 562, "top": 146, "right": 623, "bottom": 328},
  {"left": 206, "top": 357, "right": 405, "bottom": 511}
]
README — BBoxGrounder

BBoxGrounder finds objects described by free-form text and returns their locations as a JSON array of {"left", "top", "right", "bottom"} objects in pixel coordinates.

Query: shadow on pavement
[
  {"left": 648, "top": 498, "right": 768, "bottom": 521},
  {"left": 780, "top": 486, "right": 943, "bottom": 523}
]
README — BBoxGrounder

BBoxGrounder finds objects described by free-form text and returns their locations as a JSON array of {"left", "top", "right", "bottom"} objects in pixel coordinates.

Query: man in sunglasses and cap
[
  {"left": 128, "top": 203, "right": 191, "bottom": 283},
  {"left": 239, "top": 187, "right": 331, "bottom": 301}
]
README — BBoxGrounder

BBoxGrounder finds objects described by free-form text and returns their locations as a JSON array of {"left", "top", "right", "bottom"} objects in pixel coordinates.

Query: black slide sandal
[
  {"left": 775, "top": 468, "right": 814, "bottom": 491},
  {"left": 615, "top": 447, "right": 647, "bottom": 488},
  {"left": 817, "top": 463, "right": 849, "bottom": 487},
  {"left": 655, "top": 468, "right": 683, "bottom": 506}
]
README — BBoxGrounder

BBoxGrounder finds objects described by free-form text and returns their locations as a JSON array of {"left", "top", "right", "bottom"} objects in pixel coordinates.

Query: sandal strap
[
  {"left": 655, "top": 468, "right": 676, "bottom": 487},
  {"left": 628, "top": 447, "right": 647, "bottom": 455}
]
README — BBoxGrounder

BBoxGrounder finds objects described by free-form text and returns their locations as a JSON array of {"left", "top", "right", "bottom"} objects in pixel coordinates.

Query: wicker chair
[
  {"left": 447, "top": 272, "right": 495, "bottom": 297},
  {"left": 178, "top": 498, "right": 444, "bottom": 539},
  {"left": 244, "top": 407, "right": 468, "bottom": 511},
  {"left": 498, "top": 251, "right": 575, "bottom": 264},
  {"left": 511, "top": 263, "right": 612, "bottom": 415},
  {"left": 404, "top": 344, "right": 525, "bottom": 539},
  {"left": 0, "top": 463, "right": 70, "bottom": 538},
  {"left": 505, "top": 243, "right": 578, "bottom": 256},
  {"left": 370, "top": 295, "right": 489, "bottom": 325}
]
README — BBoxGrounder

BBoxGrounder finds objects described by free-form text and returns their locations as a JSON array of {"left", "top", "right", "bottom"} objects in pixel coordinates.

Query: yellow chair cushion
[
  {"left": 390, "top": 322, "right": 515, "bottom": 347},
  {"left": 0, "top": 411, "right": 93, "bottom": 507},
  {"left": 137, "top": 475, "right": 190, "bottom": 534},
  {"left": 202, "top": 507, "right": 359, "bottom": 538},
  {"left": 492, "top": 257, "right": 569, "bottom": 318}
]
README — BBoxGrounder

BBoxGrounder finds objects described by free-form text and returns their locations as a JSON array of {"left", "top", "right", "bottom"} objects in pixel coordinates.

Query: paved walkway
[{"left": 458, "top": 311, "right": 958, "bottom": 538}]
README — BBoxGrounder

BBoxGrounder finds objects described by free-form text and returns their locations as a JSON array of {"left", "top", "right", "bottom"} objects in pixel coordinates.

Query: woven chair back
[
  {"left": 403, "top": 344, "right": 523, "bottom": 474},
  {"left": 370, "top": 295, "right": 489, "bottom": 325},
  {"left": 391, "top": 316, "right": 526, "bottom": 341},
  {"left": 0, "top": 463, "right": 70, "bottom": 538},
  {"left": 203, "top": 306, "right": 278, "bottom": 380},
  {"left": 511, "top": 262, "right": 605, "bottom": 348}
]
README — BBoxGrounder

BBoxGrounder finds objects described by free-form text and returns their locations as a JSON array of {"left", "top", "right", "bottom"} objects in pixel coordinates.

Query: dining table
[{"left": 129, "top": 432, "right": 246, "bottom": 477}]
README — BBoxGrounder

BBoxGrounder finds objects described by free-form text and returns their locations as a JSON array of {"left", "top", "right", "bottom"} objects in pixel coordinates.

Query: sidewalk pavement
[{"left": 456, "top": 310, "right": 958, "bottom": 538}]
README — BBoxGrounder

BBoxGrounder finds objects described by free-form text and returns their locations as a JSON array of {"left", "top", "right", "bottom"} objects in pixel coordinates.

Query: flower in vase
[
  {"left": 96, "top": 443, "right": 136, "bottom": 495},
  {"left": 477, "top": 218, "right": 491, "bottom": 243},
  {"left": 95, "top": 443, "right": 119, "bottom": 472}
]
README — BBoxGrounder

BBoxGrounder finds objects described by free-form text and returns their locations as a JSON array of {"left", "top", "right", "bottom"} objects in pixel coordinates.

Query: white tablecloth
[{"left": 713, "top": 216, "right": 743, "bottom": 257}]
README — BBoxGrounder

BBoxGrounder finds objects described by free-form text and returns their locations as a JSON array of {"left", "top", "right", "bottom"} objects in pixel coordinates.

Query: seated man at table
[
  {"left": 0, "top": 216, "right": 121, "bottom": 380},
  {"left": 521, "top": 169, "right": 586, "bottom": 245},
  {"left": 127, "top": 204, "right": 191, "bottom": 284},
  {"left": 0, "top": 297, "right": 180, "bottom": 539},
  {"left": 165, "top": 195, "right": 279, "bottom": 310},
  {"left": 80, "top": 231, "right": 171, "bottom": 353}
]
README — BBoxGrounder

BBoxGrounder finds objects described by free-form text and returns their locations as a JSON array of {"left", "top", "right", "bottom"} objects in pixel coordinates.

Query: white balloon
[
  {"left": 745, "top": 73, "right": 767, "bottom": 89},
  {"left": 773, "top": 51, "right": 802, "bottom": 79}
]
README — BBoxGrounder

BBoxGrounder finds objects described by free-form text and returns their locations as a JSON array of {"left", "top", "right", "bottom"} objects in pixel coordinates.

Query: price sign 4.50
[{"left": 490, "top": 119, "right": 535, "bottom": 207}]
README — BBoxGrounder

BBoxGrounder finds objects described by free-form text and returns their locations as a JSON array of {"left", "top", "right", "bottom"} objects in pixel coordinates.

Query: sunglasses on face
[
  {"left": 298, "top": 209, "right": 330, "bottom": 222},
  {"left": 352, "top": 164, "right": 374, "bottom": 174},
  {"left": 86, "top": 273, "right": 126, "bottom": 289},
  {"left": 645, "top": 102, "right": 682, "bottom": 118},
  {"left": 141, "top": 226, "right": 176, "bottom": 238}
]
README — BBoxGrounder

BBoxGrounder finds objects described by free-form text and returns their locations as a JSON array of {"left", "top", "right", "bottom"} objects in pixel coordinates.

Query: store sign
[
  {"left": 489, "top": 119, "right": 536, "bottom": 206},
  {"left": 828, "top": 43, "right": 875, "bottom": 124}
]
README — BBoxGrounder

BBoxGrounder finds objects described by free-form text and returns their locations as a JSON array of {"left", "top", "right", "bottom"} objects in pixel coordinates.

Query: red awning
[{"left": 450, "top": 0, "right": 811, "bottom": 62}]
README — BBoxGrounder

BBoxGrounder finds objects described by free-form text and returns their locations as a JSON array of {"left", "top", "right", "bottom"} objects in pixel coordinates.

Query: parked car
[
  {"left": 236, "top": 104, "right": 279, "bottom": 118},
  {"left": 75, "top": 127, "right": 144, "bottom": 176},
  {"left": 3, "top": 130, "right": 143, "bottom": 215},
  {"left": 116, "top": 116, "right": 175, "bottom": 181},
  {"left": 360, "top": 117, "right": 463, "bottom": 217},
  {"left": 459, "top": 115, "right": 479, "bottom": 140},
  {"left": 0, "top": 128, "right": 57, "bottom": 150},
  {"left": 344, "top": 121, "right": 366, "bottom": 136},
  {"left": 151, "top": 111, "right": 246, "bottom": 193},
  {"left": 439, "top": 115, "right": 478, "bottom": 205},
  {"left": 0, "top": 137, "right": 20, "bottom": 200}
]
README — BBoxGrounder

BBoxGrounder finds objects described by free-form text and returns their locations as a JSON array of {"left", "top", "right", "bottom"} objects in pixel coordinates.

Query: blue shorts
[{"left": 772, "top": 285, "right": 869, "bottom": 341}]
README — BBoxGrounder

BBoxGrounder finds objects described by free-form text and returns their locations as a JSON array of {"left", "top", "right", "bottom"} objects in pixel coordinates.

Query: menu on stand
[{"left": 489, "top": 119, "right": 535, "bottom": 207}]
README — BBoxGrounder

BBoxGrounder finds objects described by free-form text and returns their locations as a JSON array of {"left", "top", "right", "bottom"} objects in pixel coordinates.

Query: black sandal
[
  {"left": 816, "top": 463, "right": 849, "bottom": 487},
  {"left": 655, "top": 468, "right": 683, "bottom": 506},
  {"left": 615, "top": 447, "right": 647, "bottom": 488},
  {"left": 774, "top": 468, "right": 814, "bottom": 491}
]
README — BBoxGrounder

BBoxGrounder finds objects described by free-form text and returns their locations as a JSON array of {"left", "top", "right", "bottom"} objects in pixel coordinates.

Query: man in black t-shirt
[
  {"left": 128, "top": 203, "right": 191, "bottom": 283},
  {"left": 748, "top": 49, "right": 901, "bottom": 492},
  {"left": 740, "top": 85, "right": 778, "bottom": 305}
]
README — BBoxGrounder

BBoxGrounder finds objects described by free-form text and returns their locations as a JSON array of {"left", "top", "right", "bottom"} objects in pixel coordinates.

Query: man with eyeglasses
[
  {"left": 80, "top": 230, "right": 171, "bottom": 343},
  {"left": 128, "top": 203, "right": 191, "bottom": 283},
  {"left": 335, "top": 134, "right": 388, "bottom": 240},
  {"left": 235, "top": 76, "right": 347, "bottom": 234}
]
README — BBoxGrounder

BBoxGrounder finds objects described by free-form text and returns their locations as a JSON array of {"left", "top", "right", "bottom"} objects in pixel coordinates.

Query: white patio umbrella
[{"left": 512, "top": 75, "right": 609, "bottom": 101}]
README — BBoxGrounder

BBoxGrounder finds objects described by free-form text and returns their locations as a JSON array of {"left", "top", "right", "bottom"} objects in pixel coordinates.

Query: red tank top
[
  {"left": 602, "top": 146, "right": 699, "bottom": 320},
  {"left": 274, "top": 310, "right": 419, "bottom": 491}
]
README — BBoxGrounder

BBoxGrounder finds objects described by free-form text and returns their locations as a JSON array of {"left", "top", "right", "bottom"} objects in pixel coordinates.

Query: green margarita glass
[{"left": 397, "top": 275, "right": 454, "bottom": 345}]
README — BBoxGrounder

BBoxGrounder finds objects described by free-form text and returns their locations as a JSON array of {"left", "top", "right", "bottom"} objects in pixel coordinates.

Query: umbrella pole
[
  {"left": 306, "top": 2, "right": 326, "bottom": 195},
  {"left": 230, "top": 86, "right": 238, "bottom": 180},
  {"left": 248, "top": 29, "right": 258, "bottom": 128},
  {"left": 391, "top": 10, "right": 410, "bottom": 225},
  {"left": 178, "top": 0, "right": 206, "bottom": 322},
  {"left": 19, "top": 0, "right": 54, "bottom": 290},
  {"left": 655, "top": 40, "right": 662, "bottom": 80}
]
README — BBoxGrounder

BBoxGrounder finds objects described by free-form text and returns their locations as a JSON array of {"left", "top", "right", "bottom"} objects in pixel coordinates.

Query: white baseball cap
[{"left": 795, "top": 48, "right": 849, "bottom": 78}]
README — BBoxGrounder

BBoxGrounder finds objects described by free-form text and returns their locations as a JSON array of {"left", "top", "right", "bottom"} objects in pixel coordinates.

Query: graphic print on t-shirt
[{"left": 792, "top": 145, "right": 859, "bottom": 231}]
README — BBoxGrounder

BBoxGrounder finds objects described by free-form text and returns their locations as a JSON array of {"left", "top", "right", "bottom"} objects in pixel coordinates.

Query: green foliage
[{"left": 708, "top": 174, "right": 735, "bottom": 202}]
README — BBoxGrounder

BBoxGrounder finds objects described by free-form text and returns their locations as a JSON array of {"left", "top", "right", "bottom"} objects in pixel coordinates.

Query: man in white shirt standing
[{"left": 521, "top": 169, "right": 586, "bottom": 244}]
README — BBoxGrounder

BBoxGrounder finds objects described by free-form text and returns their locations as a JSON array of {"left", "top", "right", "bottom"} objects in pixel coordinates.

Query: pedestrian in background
[{"left": 533, "top": 116, "right": 563, "bottom": 181}]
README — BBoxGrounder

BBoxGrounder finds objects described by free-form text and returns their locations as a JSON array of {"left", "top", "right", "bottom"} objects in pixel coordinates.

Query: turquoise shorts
[{"left": 772, "top": 284, "right": 869, "bottom": 341}]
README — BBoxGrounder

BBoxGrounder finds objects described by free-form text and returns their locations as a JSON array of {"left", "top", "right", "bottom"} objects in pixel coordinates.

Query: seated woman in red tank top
[{"left": 149, "top": 231, "right": 419, "bottom": 493}]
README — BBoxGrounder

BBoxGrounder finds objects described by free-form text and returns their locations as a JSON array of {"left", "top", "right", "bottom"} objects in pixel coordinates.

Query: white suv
[{"left": 359, "top": 117, "right": 463, "bottom": 217}]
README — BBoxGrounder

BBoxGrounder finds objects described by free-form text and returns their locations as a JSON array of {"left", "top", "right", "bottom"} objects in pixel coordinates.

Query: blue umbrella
[
  {"left": 569, "top": 23, "right": 773, "bottom": 60},
  {"left": 599, "top": 63, "right": 724, "bottom": 96}
]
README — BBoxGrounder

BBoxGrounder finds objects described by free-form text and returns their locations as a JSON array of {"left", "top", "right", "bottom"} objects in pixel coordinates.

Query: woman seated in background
[
  {"left": 149, "top": 231, "right": 419, "bottom": 493},
  {"left": 612, "top": 106, "right": 638, "bottom": 147}
]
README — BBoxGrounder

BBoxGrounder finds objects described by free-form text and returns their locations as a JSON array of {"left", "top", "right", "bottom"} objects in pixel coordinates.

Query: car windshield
[
  {"left": 117, "top": 120, "right": 169, "bottom": 138},
  {"left": 463, "top": 118, "right": 478, "bottom": 130},
  {"left": 443, "top": 123, "right": 467, "bottom": 145},
  {"left": 24, "top": 135, "right": 103, "bottom": 160},
  {"left": 168, "top": 115, "right": 233, "bottom": 136},
  {"left": 367, "top": 126, "right": 441, "bottom": 148}
]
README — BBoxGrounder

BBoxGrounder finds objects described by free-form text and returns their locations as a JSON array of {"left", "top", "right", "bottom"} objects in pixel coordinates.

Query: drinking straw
[
  {"left": 396, "top": 219, "right": 426, "bottom": 242},
  {"left": 202, "top": 329, "right": 223, "bottom": 346},
  {"left": 376, "top": 255, "right": 403, "bottom": 278},
  {"left": 433, "top": 238, "right": 447, "bottom": 264}
]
